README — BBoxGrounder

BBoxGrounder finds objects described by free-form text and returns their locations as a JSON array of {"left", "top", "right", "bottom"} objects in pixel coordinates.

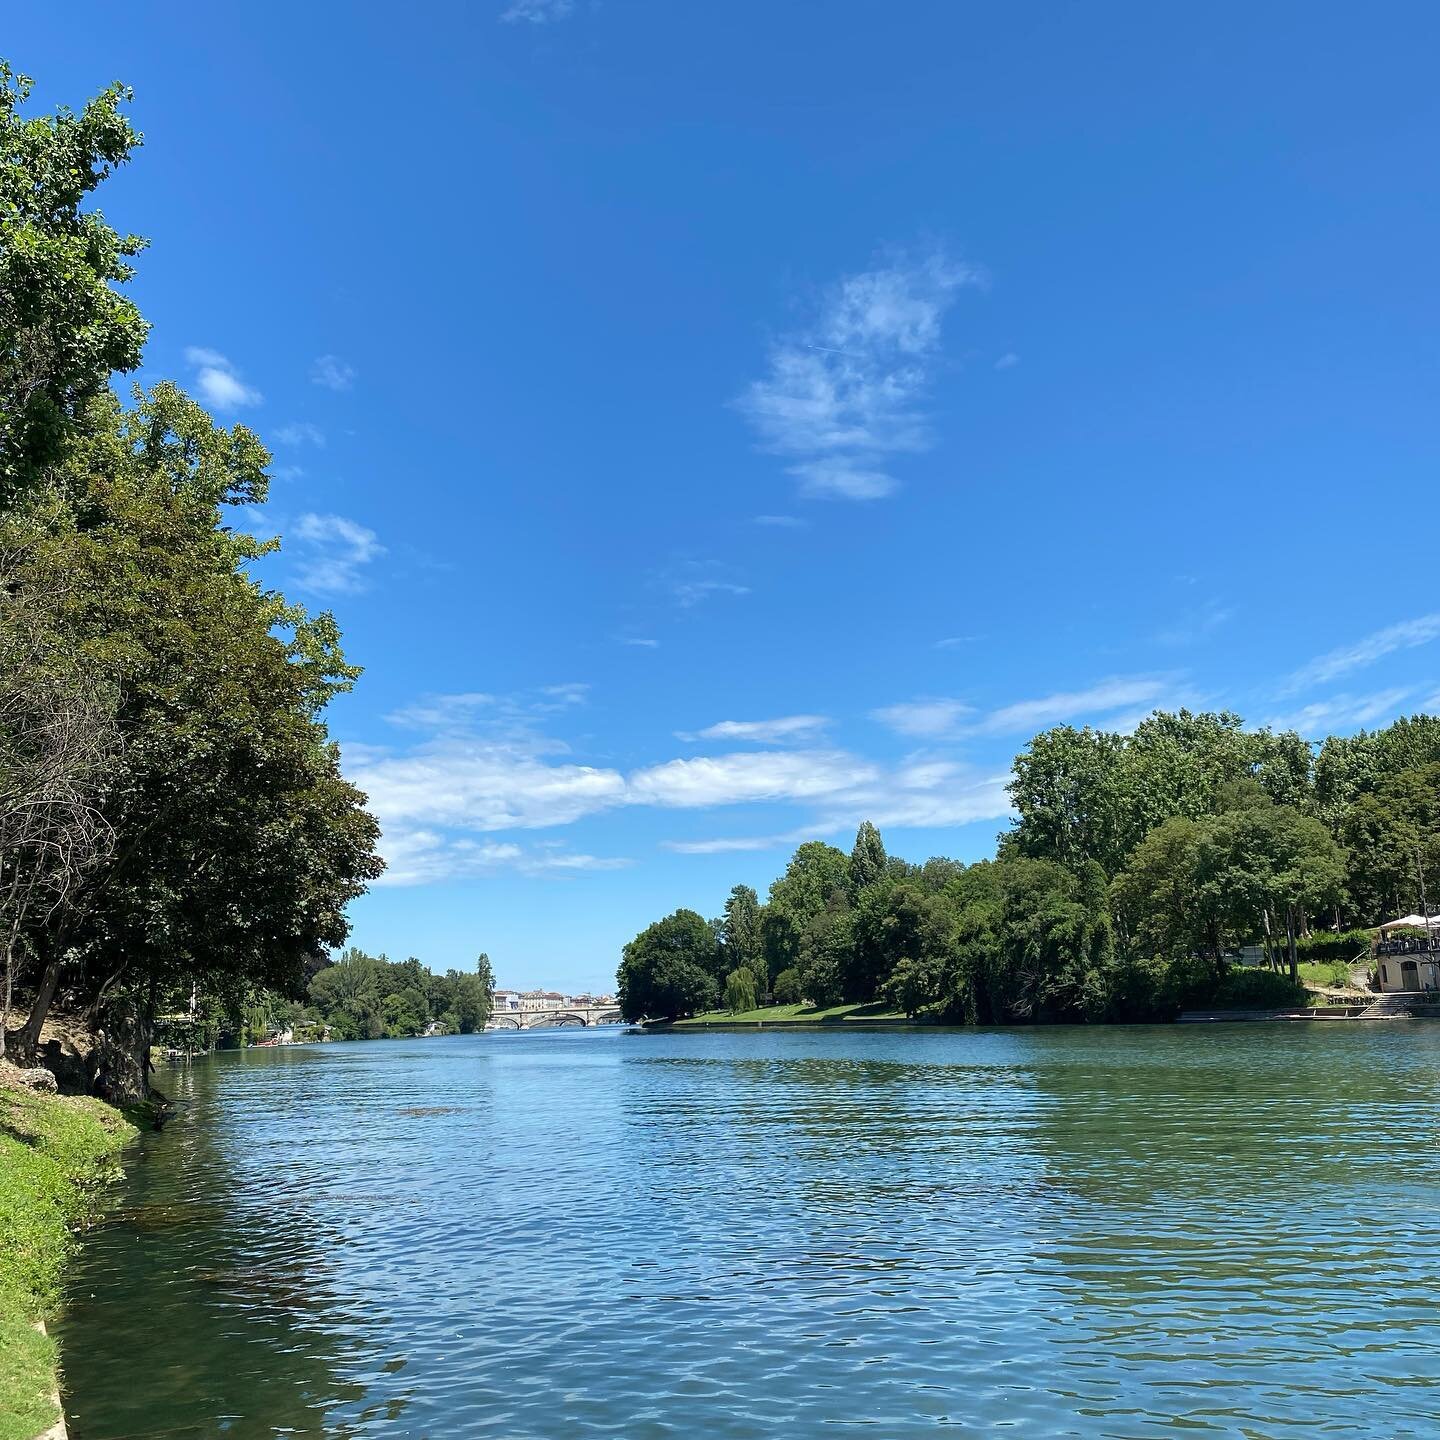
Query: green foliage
[
  {"left": 1293, "top": 930, "right": 1373, "bottom": 965},
  {"left": 304, "top": 949, "right": 492, "bottom": 1040},
  {"left": 771, "top": 967, "right": 803, "bottom": 1004},
  {"left": 849, "top": 820, "right": 887, "bottom": 895},
  {"left": 720, "top": 884, "right": 766, "bottom": 994},
  {"left": 723, "top": 967, "right": 757, "bottom": 1015},
  {"left": 0, "top": 64, "right": 148, "bottom": 503},
  {"left": 617, "top": 909, "right": 721, "bottom": 1020},
  {"left": 0, "top": 66, "right": 384, "bottom": 1093}
]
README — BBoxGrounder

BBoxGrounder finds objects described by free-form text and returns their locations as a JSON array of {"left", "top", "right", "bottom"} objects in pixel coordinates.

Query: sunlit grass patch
[{"left": 0, "top": 1081, "right": 135, "bottom": 1440}]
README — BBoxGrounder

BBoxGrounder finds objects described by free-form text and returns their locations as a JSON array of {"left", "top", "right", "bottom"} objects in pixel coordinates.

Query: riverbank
[
  {"left": 0, "top": 1068, "right": 136, "bottom": 1440},
  {"left": 668, "top": 1001, "right": 912, "bottom": 1029}
]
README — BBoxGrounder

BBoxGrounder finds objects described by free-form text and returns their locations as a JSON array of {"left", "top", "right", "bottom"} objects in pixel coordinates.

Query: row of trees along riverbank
[
  {"left": 0, "top": 65, "right": 384, "bottom": 1098},
  {"left": 618, "top": 710, "right": 1440, "bottom": 1024}
]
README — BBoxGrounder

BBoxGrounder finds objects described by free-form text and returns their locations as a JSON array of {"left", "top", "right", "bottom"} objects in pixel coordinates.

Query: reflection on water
[{"left": 59, "top": 1025, "right": 1440, "bottom": 1438}]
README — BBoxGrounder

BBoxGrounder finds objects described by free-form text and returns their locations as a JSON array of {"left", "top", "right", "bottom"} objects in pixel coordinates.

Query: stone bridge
[{"left": 486, "top": 1005, "right": 624, "bottom": 1030}]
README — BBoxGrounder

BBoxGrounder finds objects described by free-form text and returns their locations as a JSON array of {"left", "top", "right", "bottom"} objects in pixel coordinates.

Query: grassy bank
[
  {"left": 671, "top": 1001, "right": 911, "bottom": 1028},
  {"left": 0, "top": 1075, "right": 136, "bottom": 1440}
]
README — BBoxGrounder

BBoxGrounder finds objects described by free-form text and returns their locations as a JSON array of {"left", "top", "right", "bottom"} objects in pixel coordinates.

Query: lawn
[
  {"left": 672, "top": 1001, "right": 910, "bottom": 1026},
  {"left": 0, "top": 1075, "right": 135, "bottom": 1440}
]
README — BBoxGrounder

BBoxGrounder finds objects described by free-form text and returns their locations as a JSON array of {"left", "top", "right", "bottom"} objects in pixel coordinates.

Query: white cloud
[
  {"left": 1286, "top": 614, "right": 1440, "bottom": 692},
  {"left": 387, "top": 693, "right": 496, "bottom": 730},
  {"left": 375, "top": 827, "right": 629, "bottom": 887},
  {"left": 754, "top": 514, "right": 808, "bottom": 528},
  {"left": 994, "top": 352, "right": 1020, "bottom": 370},
  {"left": 737, "top": 250, "right": 979, "bottom": 501},
  {"left": 310, "top": 354, "right": 356, "bottom": 391},
  {"left": 674, "top": 579, "right": 750, "bottom": 607},
  {"left": 1262, "top": 688, "right": 1416, "bottom": 736},
  {"left": 934, "top": 635, "right": 977, "bottom": 650},
  {"left": 870, "top": 677, "right": 1176, "bottom": 742},
  {"left": 662, "top": 829, "right": 823, "bottom": 855},
  {"left": 185, "top": 346, "right": 262, "bottom": 411},
  {"left": 628, "top": 750, "right": 878, "bottom": 809},
  {"left": 500, "top": 0, "right": 573, "bottom": 21},
  {"left": 538, "top": 682, "right": 589, "bottom": 709},
  {"left": 830, "top": 765, "right": 1013, "bottom": 831},
  {"left": 290, "top": 512, "right": 384, "bottom": 595},
  {"left": 351, "top": 738, "right": 626, "bottom": 832},
  {"left": 680, "top": 715, "right": 830, "bottom": 744},
  {"left": 869, "top": 697, "right": 974, "bottom": 738},
  {"left": 620, "top": 637, "right": 660, "bottom": 648},
  {"left": 275, "top": 421, "right": 326, "bottom": 448},
  {"left": 973, "top": 677, "right": 1173, "bottom": 736},
  {"left": 346, "top": 701, "right": 1017, "bottom": 887}
]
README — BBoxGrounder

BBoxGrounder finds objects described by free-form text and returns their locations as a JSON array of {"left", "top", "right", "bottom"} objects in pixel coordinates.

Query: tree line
[
  {"left": 618, "top": 710, "right": 1440, "bottom": 1023},
  {"left": 0, "top": 65, "right": 383, "bottom": 1096}
]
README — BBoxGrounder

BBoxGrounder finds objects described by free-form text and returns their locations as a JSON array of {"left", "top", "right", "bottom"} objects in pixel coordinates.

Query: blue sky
[{"left": 15, "top": 3, "right": 1440, "bottom": 993}]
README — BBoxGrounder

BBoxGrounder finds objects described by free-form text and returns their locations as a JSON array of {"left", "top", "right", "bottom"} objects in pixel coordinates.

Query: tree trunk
[
  {"left": 0, "top": 935, "right": 14, "bottom": 1061},
  {"left": 1286, "top": 906, "right": 1299, "bottom": 983},
  {"left": 14, "top": 951, "right": 63, "bottom": 1062}
]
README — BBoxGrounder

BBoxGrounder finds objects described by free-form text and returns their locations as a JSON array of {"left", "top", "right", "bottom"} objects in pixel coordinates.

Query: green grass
[
  {"left": 672, "top": 1001, "right": 910, "bottom": 1027},
  {"left": 1296, "top": 959, "right": 1361, "bottom": 990},
  {"left": 0, "top": 1078, "right": 135, "bottom": 1440}
]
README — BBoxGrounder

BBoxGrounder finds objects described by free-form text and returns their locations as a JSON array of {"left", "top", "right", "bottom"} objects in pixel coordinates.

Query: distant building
[
  {"left": 493, "top": 989, "right": 523, "bottom": 1012},
  {"left": 520, "top": 989, "right": 566, "bottom": 1011},
  {"left": 1375, "top": 917, "right": 1440, "bottom": 993}
]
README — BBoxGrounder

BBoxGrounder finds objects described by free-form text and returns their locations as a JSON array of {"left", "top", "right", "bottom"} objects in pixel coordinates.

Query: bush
[
  {"left": 1210, "top": 967, "right": 1309, "bottom": 1010},
  {"left": 1293, "top": 929, "right": 1373, "bottom": 964},
  {"left": 772, "top": 968, "right": 803, "bottom": 1004}
]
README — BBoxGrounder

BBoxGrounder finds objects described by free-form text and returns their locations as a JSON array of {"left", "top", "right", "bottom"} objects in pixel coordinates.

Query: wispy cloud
[
  {"left": 935, "top": 635, "right": 977, "bottom": 650},
  {"left": 1263, "top": 688, "right": 1415, "bottom": 736},
  {"left": 620, "top": 637, "right": 660, "bottom": 649},
  {"left": 387, "top": 693, "right": 496, "bottom": 731},
  {"left": 500, "top": 0, "right": 573, "bottom": 21},
  {"left": 678, "top": 715, "right": 830, "bottom": 744},
  {"left": 869, "top": 697, "right": 974, "bottom": 738},
  {"left": 994, "top": 352, "right": 1020, "bottom": 370},
  {"left": 973, "top": 676, "right": 1173, "bottom": 736},
  {"left": 290, "top": 512, "right": 384, "bottom": 595},
  {"left": 675, "top": 579, "right": 750, "bottom": 607},
  {"left": 736, "top": 248, "right": 980, "bottom": 501},
  {"left": 376, "top": 828, "right": 629, "bottom": 887},
  {"left": 310, "top": 354, "right": 356, "bottom": 391},
  {"left": 185, "top": 346, "right": 262, "bottom": 411},
  {"left": 345, "top": 694, "right": 1016, "bottom": 885},
  {"left": 662, "top": 828, "right": 823, "bottom": 855},
  {"left": 1156, "top": 600, "right": 1235, "bottom": 647},
  {"left": 871, "top": 676, "right": 1176, "bottom": 741},
  {"left": 754, "top": 514, "right": 808, "bottom": 528},
  {"left": 275, "top": 421, "right": 326, "bottom": 448},
  {"left": 1286, "top": 614, "right": 1440, "bottom": 692},
  {"left": 659, "top": 561, "right": 751, "bottom": 608}
]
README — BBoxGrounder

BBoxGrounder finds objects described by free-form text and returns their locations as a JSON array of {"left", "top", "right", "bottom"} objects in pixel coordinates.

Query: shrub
[
  {"left": 1293, "top": 929, "right": 1373, "bottom": 963},
  {"left": 772, "top": 968, "right": 803, "bottom": 1004}
]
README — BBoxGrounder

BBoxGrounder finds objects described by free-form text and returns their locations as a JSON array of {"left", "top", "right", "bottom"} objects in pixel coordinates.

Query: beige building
[{"left": 1374, "top": 917, "right": 1440, "bottom": 993}]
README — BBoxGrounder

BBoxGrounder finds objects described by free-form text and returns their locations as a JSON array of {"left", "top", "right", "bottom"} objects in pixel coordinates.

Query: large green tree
[
  {"left": 0, "top": 64, "right": 147, "bottom": 503},
  {"left": 617, "top": 909, "right": 720, "bottom": 1021}
]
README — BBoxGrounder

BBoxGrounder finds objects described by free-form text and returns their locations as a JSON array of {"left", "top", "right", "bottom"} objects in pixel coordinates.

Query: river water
[{"left": 58, "top": 1023, "right": 1439, "bottom": 1438}]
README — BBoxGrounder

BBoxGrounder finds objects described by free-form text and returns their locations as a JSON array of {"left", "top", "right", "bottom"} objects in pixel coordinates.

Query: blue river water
[{"left": 57, "top": 1023, "right": 1440, "bottom": 1438}]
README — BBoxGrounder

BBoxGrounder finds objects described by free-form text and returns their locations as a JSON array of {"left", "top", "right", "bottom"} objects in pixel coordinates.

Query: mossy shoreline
[
  {"left": 661, "top": 1001, "right": 913, "bottom": 1029},
  {"left": 0, "top": 1071, "right": 136, "bottom": 1440}
]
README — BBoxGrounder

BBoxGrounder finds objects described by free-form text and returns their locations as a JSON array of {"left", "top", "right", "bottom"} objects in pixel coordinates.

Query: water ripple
[{"left": 57, "top": 1024, "right": 1440, "bottom": 1439}]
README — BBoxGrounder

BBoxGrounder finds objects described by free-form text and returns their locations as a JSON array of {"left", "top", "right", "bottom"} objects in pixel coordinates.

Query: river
[{"left": 57, "top": 1023, "right": 1439, "bottom": 1438}]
